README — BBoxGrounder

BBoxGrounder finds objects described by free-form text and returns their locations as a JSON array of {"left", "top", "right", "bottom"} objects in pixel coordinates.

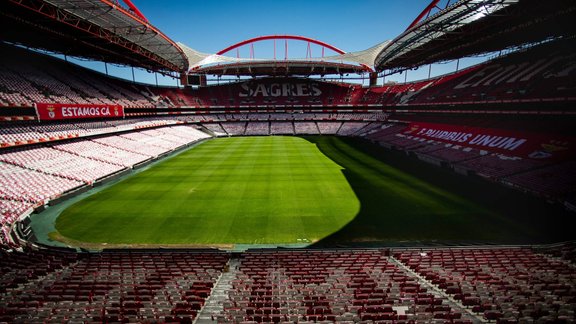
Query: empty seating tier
[
  {"left": 213, "top": 250, "right": 470, "bottom": 323},
  {"left": 2, "top": 246, "right": 573, "bottom": 323},
  {"left": 0, "top": 248, "right": 229, "bottom": 323},
  {"left": 394, "top": 248, "right": 576, "bottom": 323}
]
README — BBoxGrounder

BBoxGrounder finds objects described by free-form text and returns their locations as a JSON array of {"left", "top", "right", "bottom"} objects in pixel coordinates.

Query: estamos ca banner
[{"left": 35, "top": 103, "right": 124, "bottom": 121}]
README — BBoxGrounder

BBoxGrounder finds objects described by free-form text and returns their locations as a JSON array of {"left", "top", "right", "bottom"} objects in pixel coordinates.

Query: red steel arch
[
  {"left": 216, "top": 35, "right": 346, "bottom": 56},
  {"left": 405, "top": 0, "right": 440, "bottom": 31}
]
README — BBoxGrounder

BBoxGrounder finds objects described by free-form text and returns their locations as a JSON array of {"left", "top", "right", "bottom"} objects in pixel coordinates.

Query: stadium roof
[
  {"left": 375, "top": 0, "right": 576, "bottom": 72},
  {"left": 0, "top": 0, "right": 188, "bottom": 73},
  {"left": 181, "top": 36, "right": 389, "bottom": 77}
]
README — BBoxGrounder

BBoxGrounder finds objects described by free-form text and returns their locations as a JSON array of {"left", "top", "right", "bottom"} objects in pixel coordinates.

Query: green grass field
[
  {"left": 55, "top": 136, "right": 575, "bottom": 246},
  {"left": 56, "top": 136, "right": 360, "bottom": 245}
]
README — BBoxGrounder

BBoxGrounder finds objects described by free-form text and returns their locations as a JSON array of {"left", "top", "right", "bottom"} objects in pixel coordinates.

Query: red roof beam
[
  {"left": 406, "top": 0, "right": 441, "bottom": 31},
  {"left": 121, "top": 0, "right": 148, "bottom": 23},
  {"left": 98, "top": 0, "right": 187, "bottom": 69}
]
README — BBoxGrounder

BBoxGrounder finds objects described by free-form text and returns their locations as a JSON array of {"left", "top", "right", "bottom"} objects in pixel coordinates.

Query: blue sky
[
  {"left": 63, "top": 0, "right": 487, "bottom": 86},
  {"left": 141, "top": 0, "right": 429, "bottom": 53}
]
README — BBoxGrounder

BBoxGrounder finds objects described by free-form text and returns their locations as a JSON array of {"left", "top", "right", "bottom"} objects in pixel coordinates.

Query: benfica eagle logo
[
  {"left": 47, "top": 106, "right": 56, "bottom": 119},
  {"left": 528, "top": 140, "right": 570, "bottom": 159}
]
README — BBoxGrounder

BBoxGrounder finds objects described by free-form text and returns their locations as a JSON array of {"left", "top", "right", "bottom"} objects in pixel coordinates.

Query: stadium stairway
[
  {"left": 195, "top": 257, "right": 240, "bottom": 323},
  {"left": 389, "top": 256, "right": 485, "bottom": 323}
]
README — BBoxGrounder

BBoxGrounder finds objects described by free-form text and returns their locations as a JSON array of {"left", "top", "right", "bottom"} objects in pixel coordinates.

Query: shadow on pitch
[{"left": 298, "top": 136, "right": 575, "bottom": 248}]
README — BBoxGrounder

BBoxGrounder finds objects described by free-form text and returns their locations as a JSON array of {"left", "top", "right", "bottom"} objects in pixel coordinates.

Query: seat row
[
  {"left": 1, "top": 245, "right": 575, "bottom": 323},
  {"left": 394, "top": 248, "right": 576, "bottom": 323}
]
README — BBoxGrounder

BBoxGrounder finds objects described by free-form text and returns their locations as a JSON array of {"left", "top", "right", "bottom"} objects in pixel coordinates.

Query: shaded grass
[{"left": 308, "top": 137, "right": 575, "bottom": 246}]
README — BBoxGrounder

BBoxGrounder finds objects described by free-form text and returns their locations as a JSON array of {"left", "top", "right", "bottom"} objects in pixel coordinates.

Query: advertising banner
[
  {"left": 35, "top": 103, "right": 124, "bottom": 121},
  {"left": 404, "top": 122, "right": 573, "bottom": 160}
]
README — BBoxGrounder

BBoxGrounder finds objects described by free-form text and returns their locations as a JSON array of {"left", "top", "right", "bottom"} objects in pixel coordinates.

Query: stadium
[{"left": 0, "top": 0, "right": 575, "bottom": 322}]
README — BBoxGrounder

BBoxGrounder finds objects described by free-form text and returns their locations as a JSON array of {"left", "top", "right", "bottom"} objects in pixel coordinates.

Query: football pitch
[{"left": 55, "top": 136, "right": 574, "bottom": 246}]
